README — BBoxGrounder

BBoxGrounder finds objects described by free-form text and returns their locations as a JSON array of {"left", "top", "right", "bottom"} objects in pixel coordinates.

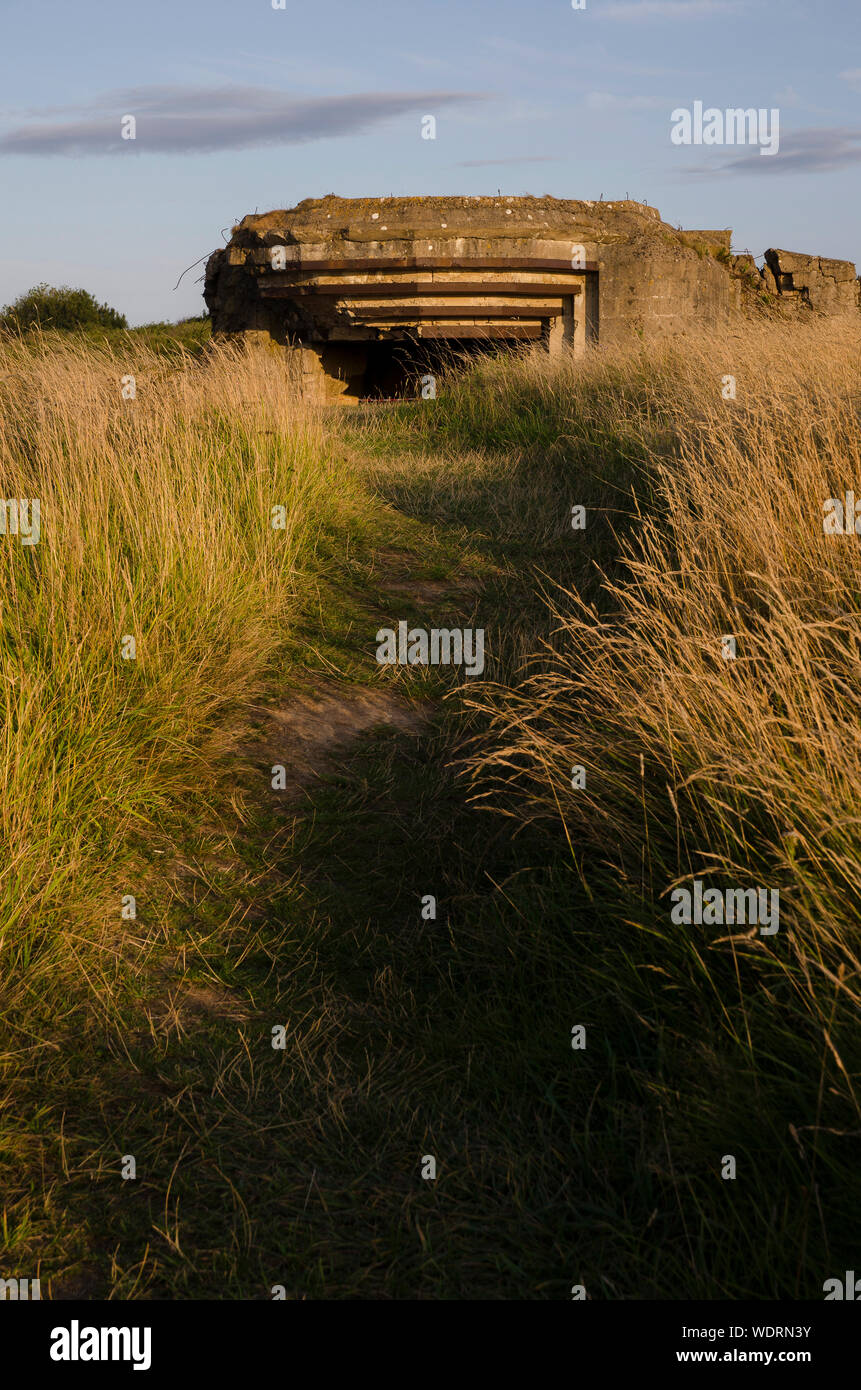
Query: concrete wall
[
  {"left": 764, "top": 249, "right": 861, "bottom": 315},
  {"left": 598, "top": 239, "right": 735, "bottom": 346}
]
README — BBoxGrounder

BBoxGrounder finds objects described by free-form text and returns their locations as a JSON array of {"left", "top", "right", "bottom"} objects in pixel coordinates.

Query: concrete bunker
[{"left": 204, "top": 196, "right": 860, "bottom": 402}]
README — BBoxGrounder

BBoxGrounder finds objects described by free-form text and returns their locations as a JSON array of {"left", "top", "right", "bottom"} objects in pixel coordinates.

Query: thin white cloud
[
  {"left": 773, "top": 86, "right": 800, "bottom": 108},
  {"left": 584, "top": 91, "right": 666, "bottom": 111},
  {"left": 483, "top": 34, "right": 683, "bottom": 76},
  {"left": 456, "top": 155, "right": 558, "bottom": 167},
  {"left": 0, "top": 85, "right": 487, "bottom": 157},
  {"left": 684, "top": 126, "right": 861, "bottom": 176},
  {"left": 599, "top": 0, "right": 742, "bottom": 19}
]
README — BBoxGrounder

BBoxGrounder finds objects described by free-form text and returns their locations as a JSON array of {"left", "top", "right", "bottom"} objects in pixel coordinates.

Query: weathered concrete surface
[
  {"left": 764, "top": 249, "right": 861, "bottom": 315},
  {"left": 203, "top": 195, "right": 859, "bottom": 399},
  {"left": 596, "top": 237, "right": 734, "bottom": 346},
  {"left": 681, "top": 229, "right": 734, "bottom": 253}
]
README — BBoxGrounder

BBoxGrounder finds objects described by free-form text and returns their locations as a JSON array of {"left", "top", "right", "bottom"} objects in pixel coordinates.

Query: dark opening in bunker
[{"left": 318, "top": 335, "right": 531, "bottom": 402}]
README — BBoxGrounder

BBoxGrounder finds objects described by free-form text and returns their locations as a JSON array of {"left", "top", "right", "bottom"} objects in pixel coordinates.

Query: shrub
[{"left": 0, "top": 282, "right": 128, "bottom": 332}]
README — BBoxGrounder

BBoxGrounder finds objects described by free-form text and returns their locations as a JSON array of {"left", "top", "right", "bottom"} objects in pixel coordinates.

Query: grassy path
[
  {"left": 4, "top": 326, "right": 859, "bottom": 1300},
  {"left": 6, "top": 455, "right": 587, "bottom": 1299}
]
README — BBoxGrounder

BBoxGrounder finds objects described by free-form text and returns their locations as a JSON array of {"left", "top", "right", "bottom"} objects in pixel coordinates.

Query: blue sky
[{"left": 1, "top": 0, "right": 859, "bottom": 324}]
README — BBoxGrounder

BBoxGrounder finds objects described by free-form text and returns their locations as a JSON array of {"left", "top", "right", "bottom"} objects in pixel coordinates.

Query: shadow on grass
[{"left": 20, "top": 680, "right": 843, "bottom": 1301}]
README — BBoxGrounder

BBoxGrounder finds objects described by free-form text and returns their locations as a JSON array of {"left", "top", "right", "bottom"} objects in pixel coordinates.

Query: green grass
[
  {"left": 0, "top": 322, "right": 858, "bottom": 1299},
  {"left": 0, "top": 315, "right": 212, "bottom": 361}
]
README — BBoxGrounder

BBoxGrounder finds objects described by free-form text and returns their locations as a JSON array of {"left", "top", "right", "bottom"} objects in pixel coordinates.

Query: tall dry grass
[
  {"left": 464, "top": 317, "right": 861, "bottom": 1182},
  {"left": 0, "top": 333, "right": 334, "bottom": 975},
  {"left": 336, "top": 318, "right": 861, "bottom": 1289},
  {"left": 2, "top": 314, "right": 859, "bottom": 1296}
]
